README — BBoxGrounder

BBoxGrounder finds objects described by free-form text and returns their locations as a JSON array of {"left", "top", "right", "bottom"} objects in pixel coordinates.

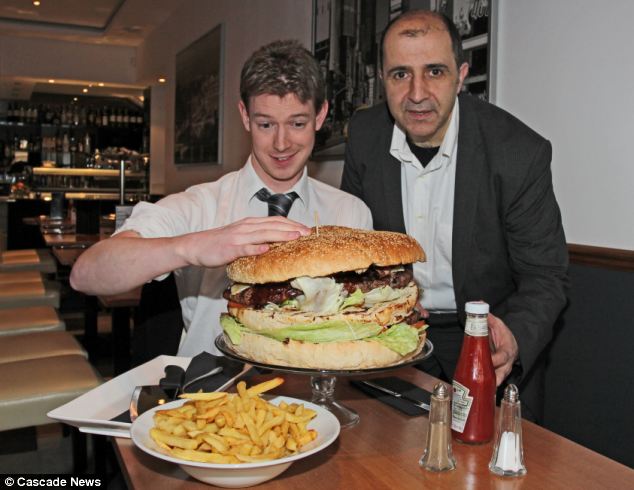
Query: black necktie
[{"left": 255, "top": 188, "right": 299, "bottom": 217}]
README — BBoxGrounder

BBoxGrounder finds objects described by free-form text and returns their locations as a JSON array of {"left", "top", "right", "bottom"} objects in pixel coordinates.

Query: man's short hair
[
  {"left": 379, "top": 10, "right": 465, "bottom": 71},
  {"left": 240, "top": 40, "right": 325, "bottom": 112}
]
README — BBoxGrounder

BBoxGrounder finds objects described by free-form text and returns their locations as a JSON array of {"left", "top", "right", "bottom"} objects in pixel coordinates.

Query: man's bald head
[{"left": 380, "top": 10, "right": 465, "bottom": 72}]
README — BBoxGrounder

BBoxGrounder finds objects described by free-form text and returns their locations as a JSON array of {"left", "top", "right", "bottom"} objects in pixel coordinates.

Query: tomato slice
[{"left": 227, "top": 301, "right": 246, "bottom": 309}]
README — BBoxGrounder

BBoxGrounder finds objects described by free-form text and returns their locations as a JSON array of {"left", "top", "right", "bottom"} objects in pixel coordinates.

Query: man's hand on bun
[
  {"left": 178, "top": 217, "right": 310, "bottom": 268},
  {"left": 488, "top": 313, "right": 519, "bottom": 386}
]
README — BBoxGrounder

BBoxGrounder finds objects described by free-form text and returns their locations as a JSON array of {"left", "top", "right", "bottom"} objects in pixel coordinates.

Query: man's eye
[
  {"left": 429, "top": 68, "right": 445, "bottom": 77},
  {"left": 257, "top": 122, "right": 272, "bottom": 129},
  {"left": 292, "top": 122, "right": 307, "bottom": 129},
  {"left": 392, "top": 71, "right": 408, "bottom": 80}
]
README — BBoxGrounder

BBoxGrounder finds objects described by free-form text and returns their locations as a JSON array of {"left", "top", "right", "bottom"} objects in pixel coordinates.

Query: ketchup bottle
[{"left": 451, "top": 301, "right": 496, "bottom": 444}]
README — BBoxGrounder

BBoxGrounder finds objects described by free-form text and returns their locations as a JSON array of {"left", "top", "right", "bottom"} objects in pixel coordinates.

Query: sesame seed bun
[{"left": 227, "top": 226, "right": 425, "bottom": 284}]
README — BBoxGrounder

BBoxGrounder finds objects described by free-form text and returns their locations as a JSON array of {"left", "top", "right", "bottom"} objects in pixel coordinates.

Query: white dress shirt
[
  {"left": 118, "top": 157, "right": 373, "bottom": 355},
  {"left": 389, "top": 100, "right": 460, "bottom": 313}
]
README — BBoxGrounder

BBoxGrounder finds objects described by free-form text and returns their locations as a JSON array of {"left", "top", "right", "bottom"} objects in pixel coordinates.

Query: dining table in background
[
  {"left": 39, "top": 226, "right": 141, "bottom": 372},
  {"left": 113, "top": 367, "right": 634, "bottom": 489}
]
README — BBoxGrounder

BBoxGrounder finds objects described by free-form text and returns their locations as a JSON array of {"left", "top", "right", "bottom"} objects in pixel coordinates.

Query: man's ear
[
  {"left": 456, "top": 62, "right": 469, "bottom": 94},
  {"left": 315, "top": 100, "right": 329, "bottom": 131},
  {"left": 238, "top": 100, "right": 251, "bottom": 132}
]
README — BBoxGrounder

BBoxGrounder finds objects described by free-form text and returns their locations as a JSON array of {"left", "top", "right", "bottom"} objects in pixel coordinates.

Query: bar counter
[{"left": 113, "top": 367, "right": 634, "bottom": 489}]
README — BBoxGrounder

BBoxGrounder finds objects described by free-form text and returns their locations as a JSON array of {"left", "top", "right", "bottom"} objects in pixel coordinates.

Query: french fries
[{"left": 149, "top": 378, "right": 318, "bottom": 464}]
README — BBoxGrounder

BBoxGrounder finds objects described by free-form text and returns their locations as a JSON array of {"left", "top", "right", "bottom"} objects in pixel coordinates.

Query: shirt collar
[
  {"left": 244, "top": 156, "right": 310, "bottom": 210},
  {"left": 389, "top": 98, "right": 460, "bottom": 169}
]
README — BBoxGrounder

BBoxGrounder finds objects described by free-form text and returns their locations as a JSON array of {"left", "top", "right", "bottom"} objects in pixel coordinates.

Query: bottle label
[
  {"left": 464, "top": 316, "right": 488, "bottom": 336},
  {"left": 451, "top": 380, "right": 473, "bottom": 433}
]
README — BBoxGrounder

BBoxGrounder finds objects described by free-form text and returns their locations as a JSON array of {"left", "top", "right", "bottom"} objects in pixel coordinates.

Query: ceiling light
[
  {"left": 48, "top": 79, "right": 55, "bottom": 83},
  {"left": 158, "top": 77, "right": 166, "bottom": 83},
  {"left": 98, "top": 82, "right": 104, "bottom": 87},
  {"left": 33, "top": 1, "right": 41, "bottom": 6},
  {"left": 82, "top": 88, "right": 88, "bottom": 93}
]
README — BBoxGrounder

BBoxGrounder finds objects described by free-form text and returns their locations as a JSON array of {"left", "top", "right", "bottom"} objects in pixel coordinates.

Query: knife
[{"left": 361, "top": 380, "right": 430, "bottom": 411}]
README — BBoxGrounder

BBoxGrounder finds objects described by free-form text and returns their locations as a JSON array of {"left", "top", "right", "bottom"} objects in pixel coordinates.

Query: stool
[
  {"left": 0, "top": 270, "right": 43, "bottom": 285},
  {"left": 0, "top": 249, "right": 57, "bottom": 274},
  {"left": 0, "top": 306, "right": 65, "bottom": 336},
  {"left": 0, "top": 331, "right": 86, "bottom": 364},
  {"left": 0, "top": 355, "right": 101, "bottom": 472},
  {"left": 0, "top": 279, "right": 60, "bottom": 309}
]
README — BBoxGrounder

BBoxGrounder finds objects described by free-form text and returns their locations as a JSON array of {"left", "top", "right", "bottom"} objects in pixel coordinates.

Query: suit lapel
[
  {"left": 381, "top": 151, "right": 406, "bottom": 234},
  {"left": 453, "top": 96, "right": 484, "bottom": 299}
]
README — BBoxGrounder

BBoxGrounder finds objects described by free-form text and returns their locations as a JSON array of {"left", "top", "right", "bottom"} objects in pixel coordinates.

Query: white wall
[
  {"left": 137, "top": 0, "right": 312, "bottom": 195},
  {"left": 493, "top": 0, "right": 634, "bottom": 250}
]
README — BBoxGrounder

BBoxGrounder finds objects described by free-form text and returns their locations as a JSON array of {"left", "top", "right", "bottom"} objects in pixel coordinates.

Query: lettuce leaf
[
  {"left": 257, "top": 319, "right": 383, "bottom": 343},
  {"left": 363, "top": 285, "right": 408, "bottom": 306},
  {"left": 341, "top": 288, "right": 364, "bottom": 309},
  {"left": 291, "top": 276, "right": 344, "bottom": 314},
  {"left": 369, "top": 323, "right": 421, "bottom": 355},
  {"left": 220, "top": 314, "right": 246, "bottom": 344}
]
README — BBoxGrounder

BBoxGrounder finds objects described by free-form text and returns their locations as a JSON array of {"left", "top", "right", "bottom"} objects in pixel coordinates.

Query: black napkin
[
  {"left": 159, "top": 351, "right": 245, "bottom": 394},
  {"left": 111, "top": 352, "right": 248, "bottom": 423},
  {"left": 351, "top": 377, "right": 431, "bottom": 416}
]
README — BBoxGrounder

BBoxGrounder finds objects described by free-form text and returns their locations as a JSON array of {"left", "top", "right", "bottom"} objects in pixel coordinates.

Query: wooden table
[
  {"left": 43, "top": 232, "right": 99, "bottom": 248},
  {"left": 113, "top": 368, "right": 634, "bottom": 489}
]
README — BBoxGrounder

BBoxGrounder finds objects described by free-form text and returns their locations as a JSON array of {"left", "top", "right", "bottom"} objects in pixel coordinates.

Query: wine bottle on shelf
[{"left": 102, "top": 107, "right": 109, "bottom": 127}]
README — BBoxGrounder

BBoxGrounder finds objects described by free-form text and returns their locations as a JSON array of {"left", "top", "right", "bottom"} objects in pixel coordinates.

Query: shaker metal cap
[
  {"left": 433, "top": 382, "right": 449, "bottom": 399},
  {"left": 504, "top": 384, "right": 519, "bottom": 403}
]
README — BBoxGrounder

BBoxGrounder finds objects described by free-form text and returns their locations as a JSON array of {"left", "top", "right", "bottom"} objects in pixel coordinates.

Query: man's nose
[
  {"left": 273, "top": 127, "right": 290, "bottom": 151},
  {"left": 408, "top": 75, "right": 429, "bottom": 103}
]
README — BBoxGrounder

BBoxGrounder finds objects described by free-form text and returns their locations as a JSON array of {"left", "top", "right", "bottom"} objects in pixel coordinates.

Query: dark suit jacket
[{"left": 341, "top": 93, "right": 569, "bottom": 382}]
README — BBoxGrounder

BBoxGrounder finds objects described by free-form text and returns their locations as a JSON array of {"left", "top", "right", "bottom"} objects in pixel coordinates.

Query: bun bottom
[{"left": 224, "top": 330, "right": 426, "bottom": 370}]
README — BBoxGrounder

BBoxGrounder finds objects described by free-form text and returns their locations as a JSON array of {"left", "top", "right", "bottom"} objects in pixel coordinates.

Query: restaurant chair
[
  {"left": 0, "top": 355, "right": 101, "bottom": 473},
  {"left": 0, "top": 249, "right": 57, "bottom": 274},
  {"left": 0, "top": 277, "right": 60, "bottom": 309},
  {"left": 0, "top": 330, "right": 87, "bottom": 364},
  {"left": 0, "top": 270, "right": 43, "bottom": 285},
  {"left": 0, "top": 306, "right": 65, "bottom": 336}
]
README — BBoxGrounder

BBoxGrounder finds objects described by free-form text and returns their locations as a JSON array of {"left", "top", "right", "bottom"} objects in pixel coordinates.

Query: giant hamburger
[{"left": 220, "top": 226, "right": 426, "bottom": 369}]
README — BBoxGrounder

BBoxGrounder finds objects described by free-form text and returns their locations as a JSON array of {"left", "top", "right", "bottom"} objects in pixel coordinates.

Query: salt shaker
[
  {"left": 419, "top": 382, "right": 456, "bottom": 472},
  {"left": 489, "top": 384, "right": 527, "bottom": 476}
]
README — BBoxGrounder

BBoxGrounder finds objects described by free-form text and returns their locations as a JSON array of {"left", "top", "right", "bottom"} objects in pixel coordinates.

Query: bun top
[{"left": 227, "top": 226, "right": 425, "bottom": 284}]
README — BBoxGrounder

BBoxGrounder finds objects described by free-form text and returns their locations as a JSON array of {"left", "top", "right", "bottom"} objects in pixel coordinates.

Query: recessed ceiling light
[
  {"left": 48, "top": 79, "right": 55, "bottom": 83},
  {"left": 33, "top": 1, "right": 41, "bottom": 6},
  {"left": 82, "top": 88, "right": 88, "bottom": 93},
  {"left": 158, "top": 77, "right": 166, "bottom": 83}
]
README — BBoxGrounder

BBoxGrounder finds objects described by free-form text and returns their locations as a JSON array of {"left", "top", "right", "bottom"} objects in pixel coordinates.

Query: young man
[
  {"left": 71, "top": 40, "right": 372, "bottom": 356},
  {"left": 341, "top": 11, "right": 568, "bottom": 421}
]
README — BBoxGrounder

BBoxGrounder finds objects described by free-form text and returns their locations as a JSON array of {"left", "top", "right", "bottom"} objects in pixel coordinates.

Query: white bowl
[{"left": 130, "top": 396, "right": 340, "bottom": 487}]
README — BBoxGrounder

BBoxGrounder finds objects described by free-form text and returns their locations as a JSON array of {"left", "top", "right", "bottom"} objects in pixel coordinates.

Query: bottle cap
[{"left": 465, "top": 301, "right": 489, "bottom": 315}]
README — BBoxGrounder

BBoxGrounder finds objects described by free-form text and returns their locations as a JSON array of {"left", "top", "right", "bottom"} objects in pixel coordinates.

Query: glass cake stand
[{"left": 215, "top": 335, "right": 433, "bottom": 428}]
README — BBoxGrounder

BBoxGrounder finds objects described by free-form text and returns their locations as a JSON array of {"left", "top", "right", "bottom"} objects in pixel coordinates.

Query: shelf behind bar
[{"left": 32, "top": 167, "right": 146, "bottom": 178}]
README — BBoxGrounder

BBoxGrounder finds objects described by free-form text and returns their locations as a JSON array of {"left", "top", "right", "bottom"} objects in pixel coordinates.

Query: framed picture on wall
[
  {"left": 174, "top": 24, "right": 224, "bottom": 165},
  {"left": 312, "top": 0, "right": 492, "bottom": 157}
]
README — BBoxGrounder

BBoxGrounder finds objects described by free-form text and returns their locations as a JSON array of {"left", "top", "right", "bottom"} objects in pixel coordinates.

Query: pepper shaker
[
  {"left": 419, "top": 382, "right": 456, "bottom": 472},
  {"left": 489, "top": 384, "right": 527, "bottom": 476}
]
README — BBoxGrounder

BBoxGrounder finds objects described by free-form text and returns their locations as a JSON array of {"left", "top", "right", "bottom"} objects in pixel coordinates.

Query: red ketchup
[{"left": 451, "top": 301, "right": 496, "bottom": 444}]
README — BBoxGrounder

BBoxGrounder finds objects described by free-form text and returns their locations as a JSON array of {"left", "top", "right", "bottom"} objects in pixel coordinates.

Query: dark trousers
[{"left": 416, "top": 314, "right": 544, "bottom": 424}]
